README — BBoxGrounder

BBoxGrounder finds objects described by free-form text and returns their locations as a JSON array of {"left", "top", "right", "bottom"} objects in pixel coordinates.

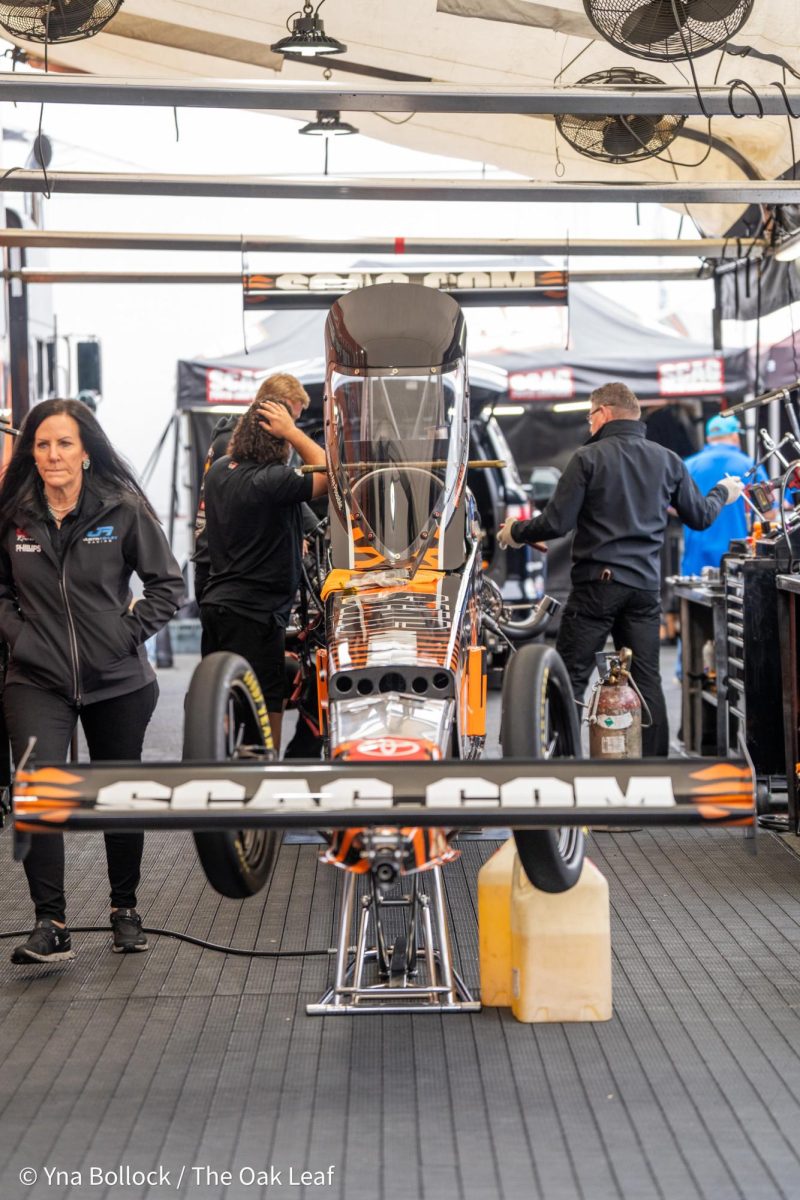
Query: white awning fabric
[{"left": 3, "top": 0, "right": 798, "bottom": 236}]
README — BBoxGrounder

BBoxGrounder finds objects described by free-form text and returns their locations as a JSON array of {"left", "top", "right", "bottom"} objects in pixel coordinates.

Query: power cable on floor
[{"left": 0, "top": 925, "right": 333, "bottom": 957}]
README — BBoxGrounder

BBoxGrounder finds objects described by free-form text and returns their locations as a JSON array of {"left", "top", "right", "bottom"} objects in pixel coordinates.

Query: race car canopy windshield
[
  {"left": 331, "top": 362, "right": 467, "bottom": 564},
  {"left": 326, "top": 283, "right": 466, "bottom": 372}
]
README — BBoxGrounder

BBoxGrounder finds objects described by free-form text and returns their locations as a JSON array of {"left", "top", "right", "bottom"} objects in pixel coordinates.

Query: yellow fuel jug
[
  {"left": 510, "top": 855, "right": 612, "bottom": 1023},
  {"left": 477, "top": 836, "right": 516, "bottom": 1006}
]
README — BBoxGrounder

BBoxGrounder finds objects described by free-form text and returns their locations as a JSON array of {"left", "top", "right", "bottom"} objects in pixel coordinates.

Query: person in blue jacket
[{"left": 681, "top": 413, "right": 766, "bottom": 575}]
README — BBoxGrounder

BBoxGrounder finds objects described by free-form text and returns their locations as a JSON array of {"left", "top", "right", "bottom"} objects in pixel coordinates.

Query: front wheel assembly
[
  {"left": 500, "top": 642, "right": 585, "bottom": 892},
  {"left": 184, "top": 651, "right": 281, "bottom": 899}
]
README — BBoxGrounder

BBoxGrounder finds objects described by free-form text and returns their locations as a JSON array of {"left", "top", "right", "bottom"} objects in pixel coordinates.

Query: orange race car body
[{"left": 9, "top": 285, "right": 757, "bottom": 917}]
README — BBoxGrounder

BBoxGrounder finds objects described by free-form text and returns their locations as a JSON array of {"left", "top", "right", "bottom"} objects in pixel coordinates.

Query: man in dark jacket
[{"left": 498, "top": 382, "right": 744, "bottom": 755}]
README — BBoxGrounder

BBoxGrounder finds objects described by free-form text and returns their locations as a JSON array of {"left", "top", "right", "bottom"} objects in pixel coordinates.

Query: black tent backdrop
[
  {"left": 178, "top": 310, "right": 328, "bottom": 411},
  {"left": 482, "top": 286, "right": 748, "bottom": 406},
  {"left": 177, "top": 292, "right": 749, "bottom": 479},
  {"left": 178, "top": 285, "right": 749, "bottom": 414},
  {"left": 175, "top": 286, "right": 750, "bottom": 529},
  {"left": 172, "top": 286, "right": 748, "bottom": 613},
  {"left": 177, "top": 309, "right": 513, "bottom": 513}
]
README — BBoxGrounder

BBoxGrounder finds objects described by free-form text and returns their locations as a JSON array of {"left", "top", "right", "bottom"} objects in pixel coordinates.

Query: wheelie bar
[{"left": 12, "top": 757, "right": 756, "bottom": 832}]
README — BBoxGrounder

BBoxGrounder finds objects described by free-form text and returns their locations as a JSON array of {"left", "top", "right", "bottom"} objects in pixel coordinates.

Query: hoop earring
[{"left": 82, "top": 458, "right": 90, "bottom": 471}]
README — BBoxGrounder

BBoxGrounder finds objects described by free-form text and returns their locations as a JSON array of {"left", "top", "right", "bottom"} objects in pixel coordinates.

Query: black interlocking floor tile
[{"left": 1, "top": 657, "right": 800, "bottom": 1199}]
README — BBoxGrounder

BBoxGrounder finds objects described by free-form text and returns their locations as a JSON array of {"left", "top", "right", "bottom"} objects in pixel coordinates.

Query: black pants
[
  {"left": 555, "top": 581, "right": 668, "bottom": 757},
  {"left": 5, "top": 681, "right": 158, "bottom": 923},
  {"left": 200, "top": 603, "right": 286, "bottom": 711}
]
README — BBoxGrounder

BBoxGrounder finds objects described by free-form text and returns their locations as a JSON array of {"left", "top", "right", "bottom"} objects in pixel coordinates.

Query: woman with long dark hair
[{"left": 0, "top": 399, "right": 184, "bottom": 964}]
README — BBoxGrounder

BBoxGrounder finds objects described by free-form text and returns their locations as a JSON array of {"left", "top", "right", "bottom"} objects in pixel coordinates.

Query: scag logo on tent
[{"left": 658, "top": 357, "right": 724, "bottom": 397}]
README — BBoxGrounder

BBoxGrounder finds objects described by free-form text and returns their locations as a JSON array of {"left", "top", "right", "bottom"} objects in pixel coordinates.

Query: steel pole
[
  {"left": 0, "top": 229, "right": 766, "bottom": 257},
  {"left": 3, "top": 172, "right": 800, "bottom": 204},
  {"left": 5, "top": 268, "right": 711, "bottom": 288},
  {"left": 0, "top": 74, "right": 796, "bottom": 117}
]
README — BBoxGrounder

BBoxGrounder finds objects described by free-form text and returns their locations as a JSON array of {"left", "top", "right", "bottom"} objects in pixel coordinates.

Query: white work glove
[
  {"left": 497, "top": 517, "right": 523, "bottom": 550},
  {"left": 718, "top": 474, "right": 745, "bottom": 505}
]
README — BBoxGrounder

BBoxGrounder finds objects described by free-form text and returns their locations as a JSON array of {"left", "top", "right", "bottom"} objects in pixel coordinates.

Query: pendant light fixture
[
  {"left": 271, "top": 0, "right": 346, "bottom": 57},
  {"left": 298, "top": 111, "right": 358, "bottom": 136},
  {"left": 298, "top": 111, "right": 358, "bottom": 177}
]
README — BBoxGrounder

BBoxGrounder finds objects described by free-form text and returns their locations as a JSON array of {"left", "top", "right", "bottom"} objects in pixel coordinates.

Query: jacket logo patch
[
  {"left": 84, "top": 525, "right": 117, "bottom": 544},
  {"left": 15, "top": 528, "right": 41, "bottom": 553}
]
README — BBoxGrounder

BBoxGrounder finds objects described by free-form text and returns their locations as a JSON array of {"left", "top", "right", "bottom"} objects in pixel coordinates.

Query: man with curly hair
[{"left": 200, "top": 374, "right": 327, "bottom": 749}]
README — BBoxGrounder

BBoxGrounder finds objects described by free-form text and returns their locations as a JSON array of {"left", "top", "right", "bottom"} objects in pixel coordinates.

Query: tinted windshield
[{"left": 331, "top": 364, "right": 467, "bottom": 564}]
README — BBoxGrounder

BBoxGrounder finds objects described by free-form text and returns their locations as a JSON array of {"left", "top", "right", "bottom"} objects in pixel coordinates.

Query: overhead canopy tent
[
  {"left": 178, "top": 310, "right": 326, "bottom": 524},
  {"left": 3, "top": 0, "right": 798, "bottom": 237},
  {"left": 486, "top": 285, "right": 747, "bottom": 474},
  {"left": 490, "top": 285, "right": 749, "bottom": 408},
  {"left": 176, "top": 309, "right": 510, "bottom": 523},
  {"left": 178, "top": 310, "right": 328, "bottom": 413},
  {"left": 178, "top": 310, "right": 508, "bottom": 402},
  {"left": 178, "top": 283, "right": 748, "bottom": 478}
]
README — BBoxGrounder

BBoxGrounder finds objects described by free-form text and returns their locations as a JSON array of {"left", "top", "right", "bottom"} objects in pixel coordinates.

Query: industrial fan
[
  {"left": 0, "top": 0, "right": 123, "bottom": 42},
  {"left": 555, "top": 68, "right": 686, "bottom": 164},
  {"left": 583, "top": 0, "right": 754, "bottom": 60}
]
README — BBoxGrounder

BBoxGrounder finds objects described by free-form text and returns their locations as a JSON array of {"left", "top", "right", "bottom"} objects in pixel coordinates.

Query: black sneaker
[
  {"left": 11, "top": 920, "right": 75, "bottom": 964},
  {"left": 110, "top": 909, "right": 148, "bottom": 954}
]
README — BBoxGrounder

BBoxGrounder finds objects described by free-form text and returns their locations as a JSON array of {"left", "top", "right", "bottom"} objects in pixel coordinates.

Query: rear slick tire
[
  {"left": 500, "top": 642, "right": 585, "bottom": 893},
  {"left": 184, "top": 651, "right": 281, "bottom": 899}
]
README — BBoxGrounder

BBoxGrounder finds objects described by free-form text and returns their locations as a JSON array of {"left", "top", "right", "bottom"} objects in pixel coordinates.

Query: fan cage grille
[
  {"left": 0, "top": 1, "right": 122, "bottom": 43},
  {"left": 555, "top": 69, "right": 686, "bottom": 163},
  {"left": 583, "top": 0, "right": 755, "bottom": 62}
]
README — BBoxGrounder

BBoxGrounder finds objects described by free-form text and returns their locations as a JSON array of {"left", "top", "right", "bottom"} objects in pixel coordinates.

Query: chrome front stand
[{"left": 307, "top": 866, "right": 480, "bottom": 1015}]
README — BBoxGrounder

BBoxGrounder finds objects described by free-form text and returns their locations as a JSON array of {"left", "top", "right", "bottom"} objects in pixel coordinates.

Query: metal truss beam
[
  {"left": 6, "top": 268, "right": 710, "bottom": 290},
  {"left": 0, "top": 230, "right": 766, "bottom": 258},
  {"left": 0, "top": 74, "right": 797, "bottom": 117},
  {"left": 3, "top": 172, "right": 800, "bottom": 204}
]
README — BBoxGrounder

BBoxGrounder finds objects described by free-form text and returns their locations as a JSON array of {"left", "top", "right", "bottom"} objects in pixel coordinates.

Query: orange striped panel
[{"left": 16, "top": 767, "right": 82, "bottom": 785}]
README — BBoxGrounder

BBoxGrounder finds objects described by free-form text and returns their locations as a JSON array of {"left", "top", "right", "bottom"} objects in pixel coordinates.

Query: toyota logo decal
[{"left": 353, "top": 738, "right": 424, "bottom": 759}]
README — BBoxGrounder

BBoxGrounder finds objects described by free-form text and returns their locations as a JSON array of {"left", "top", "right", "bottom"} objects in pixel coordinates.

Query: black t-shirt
[{"left": 201, "top": 455, "right": 314, "bottom": 625}]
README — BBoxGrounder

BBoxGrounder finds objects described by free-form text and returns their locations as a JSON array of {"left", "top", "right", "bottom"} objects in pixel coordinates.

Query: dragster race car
[{"left": 12, "top": 284, "right": 757, "bottom": 1011}]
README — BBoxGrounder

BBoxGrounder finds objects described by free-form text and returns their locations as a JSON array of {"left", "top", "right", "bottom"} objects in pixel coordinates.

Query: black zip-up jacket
[
  {"left": 0, "top": 478, "right": 184, "bottom": 704},
  {"left": 511, "top": 420, "right": 727, "bottom": 591}
]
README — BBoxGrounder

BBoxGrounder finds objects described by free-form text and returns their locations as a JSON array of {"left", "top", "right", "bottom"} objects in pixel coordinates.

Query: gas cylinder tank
[{"left": 588, "top": 649, "right": 642, "bottom": 759}]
